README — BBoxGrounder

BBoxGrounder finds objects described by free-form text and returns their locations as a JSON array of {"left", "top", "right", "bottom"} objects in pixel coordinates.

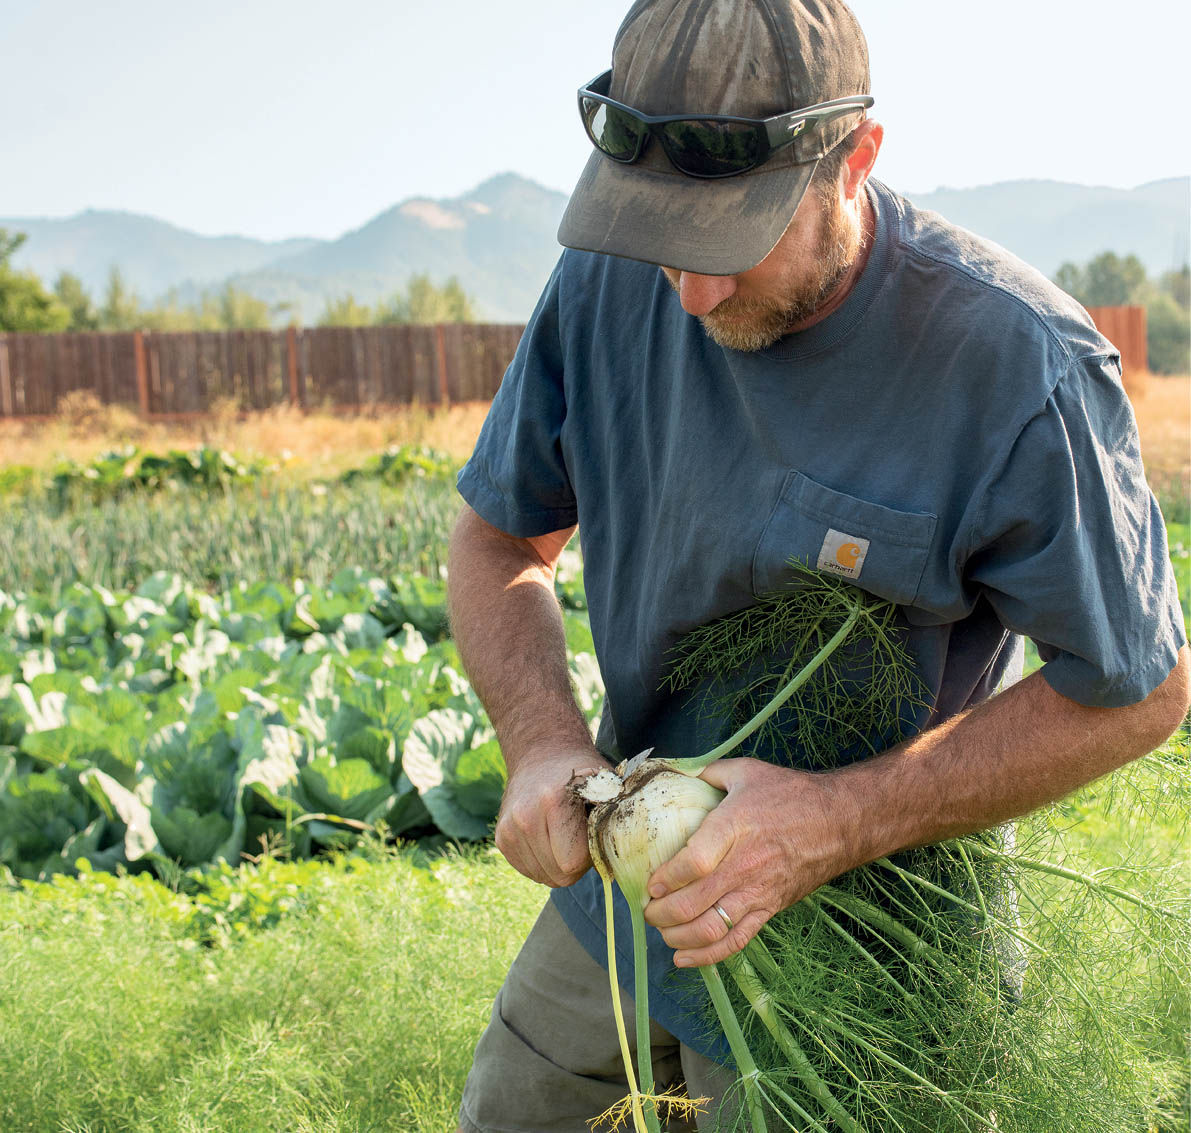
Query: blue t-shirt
[{"left": 456, "top": 179, "right": 1185, "bottom": 1059}]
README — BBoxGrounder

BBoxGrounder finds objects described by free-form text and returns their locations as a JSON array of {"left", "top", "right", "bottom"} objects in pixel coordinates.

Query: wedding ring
[{"left": 713, "top": 904, "right": 734, "bottom": 933}]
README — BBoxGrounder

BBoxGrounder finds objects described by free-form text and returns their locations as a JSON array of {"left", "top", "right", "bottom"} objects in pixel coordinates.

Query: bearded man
[{"left": 446, "top": 1, "right": 1190, "bottom": 1129}]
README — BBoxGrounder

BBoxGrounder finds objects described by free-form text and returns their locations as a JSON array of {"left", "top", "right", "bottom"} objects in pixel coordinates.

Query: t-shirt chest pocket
[{"left": 752, "top": 470, "right": 937, "bottom": 608}]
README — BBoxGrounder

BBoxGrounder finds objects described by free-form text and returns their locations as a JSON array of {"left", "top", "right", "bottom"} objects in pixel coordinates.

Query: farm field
[{"left": 1, "top": 384, "right": 1188, "bottom": 1132}]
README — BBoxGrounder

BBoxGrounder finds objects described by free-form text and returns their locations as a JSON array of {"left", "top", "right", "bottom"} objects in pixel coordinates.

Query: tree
[
  {"left": 123, "top": 282, "right": 275, "bottom": 332},
  {"left": 1159, "top": 265, "right": 1189, "bottom": 311},
  {"left": 98, "top": 267, "right": 142, "bottom": 332},
  {"left": 0, "top": 229, "right": 71, "bottom": 333},
  {"left": 210, "top": 283, "right": 271, "bottom": 330},
  {"left": 1053, "top": 252, "right": 1190, "bottom": 375},
  {"left": 137, "top": 289, "right": 196, "bottom": 332},
  {"left": 1053, "top": 251, "right": 1148, "bottom": 308},
  {"left": 318, "top": 293, "right": 373, "bottom": 327},
  {"left": 53, "top": 271, "right": 99, "bottom": 330},
  {"left": 1146, "top": 276, "right": 1190, "bottom": 375},
  {"left": 375, "top": 273, "right": 476, "bottom": 324}
]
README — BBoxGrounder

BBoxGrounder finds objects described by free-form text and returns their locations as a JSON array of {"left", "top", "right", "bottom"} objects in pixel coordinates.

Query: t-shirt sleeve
[
  {"left": 964, "top": 354, "right": 1185, "bottom": 708},
  {"left": 456, "top": 258, "right": 579, "bottom": 538}
]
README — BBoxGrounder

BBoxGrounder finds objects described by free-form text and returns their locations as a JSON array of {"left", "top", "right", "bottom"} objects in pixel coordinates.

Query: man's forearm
[
  {"left": 835, "top": 647, "right": 1191, "bottom": 869},
  {"left": 446, "top": 507, "right": 594, "bottom": 767},
  {"left": 447, "top": 507, "right": 605, "bottom": 888}
]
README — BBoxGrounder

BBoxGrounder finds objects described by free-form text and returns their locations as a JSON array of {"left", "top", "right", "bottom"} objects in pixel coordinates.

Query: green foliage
[
  {"left": 376, "top": 272, "right": 476, "bottom": 324},
  {"left": 1160, "top": 264, "right": 1190, "bottom": 309},
  {"left": 1146, "top": 288, "right": 1191, "bottom": 376},
  {"left": 0, "top": 228, "right": 71, "bottom": 332},
  {"left": 74, "top": 268, "right": 275, "bottom": 332},
  {"left": 317, "top": 292, "right": 373, "bottom": 327},
  {"left": 0, "top": 847, "right": 541, "bottom": 1132},
  {"left": 4, "top": 241, "right": 476, "bottom": 334},
  {"left": 665, "top": 563, "right": 926, "bottom": 767},
  {"left": 1167, "top": 522, "right": 1190, "bottom": 632},
  {"left": 209, "top": 281, "right": 272, "bottom": 330},
  {"left": 0, "top": 566, "right": 602, "bottom": 878},
  {"left": 319, "top": 274, "right": 478, "bottom": 327},
  {"left": 339, "top": 444, "right": 457, "bottom": 485},
  {"left": 1054, "top": 250, "right": 1148, "bottom": 306},
  {"left": 46, "top": 445, "right": 265, "bottom": 505},
  {"left": 715, "top": 800, "right": 1190, "bottom": 1131},
  {"left": 0, "top": 443, "right": 458, "bottom": 508},
  {"left": 1053, "top": 251, "right": 1191, "bottom": 374},
  {"left": 98, "top": 265, "right": 141, "bottom": 331},
  {"left": 52, "top": 270, "right": 99, "bottom": 330},
  {"left": 0, "top": 475, "right": 461, "bottom": 599},
  {"left": 0, "top": 465, "right": 38, "bottom": 497}
]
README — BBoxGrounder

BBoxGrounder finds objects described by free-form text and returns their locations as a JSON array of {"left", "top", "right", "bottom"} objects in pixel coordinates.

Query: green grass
[
  {"left": 0, "top": 846, "right": 544, "bottom": 1133},
  {"left": 1168, "top": 521, "right": 1190, "bottom": 633}
]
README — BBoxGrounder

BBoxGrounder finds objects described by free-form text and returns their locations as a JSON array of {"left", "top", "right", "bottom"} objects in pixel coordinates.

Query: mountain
[
  {"left": 3, "top": 175, "right": 1186, "bottom": 325},
  {"left": 0, "top": 209, "right": 322, "bottom": 302},
  {"left": 901, "top": 177, "right": 1189, "bottom": 279},
  {"left": 224, "top": 174, "right": 569, "bottom": 323}
]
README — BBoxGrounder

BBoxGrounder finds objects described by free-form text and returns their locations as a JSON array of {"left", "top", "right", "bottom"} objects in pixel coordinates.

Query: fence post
[
  {"left": 133, "top": 330, "right": 150, "bottom": 416},
  {"left": 0, "top": 336, "right": 11, "bottom": 418},
  {"left": 434, "top": 324, "right": 451, "bottom": 407},
  {"left": 286, "top": 325, "right": 300, "bottom": 409}
]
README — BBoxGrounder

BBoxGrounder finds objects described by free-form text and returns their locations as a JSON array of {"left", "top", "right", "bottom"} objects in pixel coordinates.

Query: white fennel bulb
[{"left": 578, "top": 759, "right": 725, "bottom": 908}]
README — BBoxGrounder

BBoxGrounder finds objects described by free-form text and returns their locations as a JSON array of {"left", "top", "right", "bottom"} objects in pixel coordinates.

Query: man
[{"left": 448, "top": 0, "right": 1191, "bottom": 1129}]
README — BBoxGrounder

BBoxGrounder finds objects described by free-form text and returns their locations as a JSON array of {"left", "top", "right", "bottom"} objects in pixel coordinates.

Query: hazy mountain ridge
[
  {"left": 222, "top": 173, "right": 569, "bottom": 322},
  {"left": 0, "top": 209, "right": 324, "bottom": 304},
  {"left": 905, "top": 178, "right": 1189, "bottom": 282},
  {"left": 4, "top": 174, "right": 1186, "bottom": 324}
]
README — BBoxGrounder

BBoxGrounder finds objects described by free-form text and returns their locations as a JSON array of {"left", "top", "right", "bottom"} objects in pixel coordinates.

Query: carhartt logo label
[{"left": 817, "top": 530, "right": 869, "bottom": 579}]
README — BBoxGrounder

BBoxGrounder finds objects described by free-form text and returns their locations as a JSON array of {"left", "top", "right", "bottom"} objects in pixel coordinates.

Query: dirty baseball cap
[{"left": 557, "top": 0, "right": 871, "bottom": 275}]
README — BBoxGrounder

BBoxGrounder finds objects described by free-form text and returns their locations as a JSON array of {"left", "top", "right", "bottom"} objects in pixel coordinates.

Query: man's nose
[{"left": 676, "top": 271, "right": 737, "bottom": 316}]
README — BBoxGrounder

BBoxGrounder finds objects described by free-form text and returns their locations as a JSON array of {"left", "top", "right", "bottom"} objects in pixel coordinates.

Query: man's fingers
[
  {"left": 670, "top": 909, "right": 769, "bottom": 968},
  {"left": 496, "top": 788, "right": 591, "bottom": 888},
  {"left": 494, "top": 816, "right": 550, "bottom": 884},
  {"left": 546, "top": 805, "right": 592, "bottom": 885},
  {"left": 647, "top": 817, "right": 732, "bottom": 900},
  {"left": 652, "top": 901, "right": 739, "bottom": 951}
]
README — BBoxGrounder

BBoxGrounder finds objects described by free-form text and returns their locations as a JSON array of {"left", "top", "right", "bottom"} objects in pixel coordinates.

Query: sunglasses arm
[{"left": 763, "top": 95, "right": 874, "bottom": 149}]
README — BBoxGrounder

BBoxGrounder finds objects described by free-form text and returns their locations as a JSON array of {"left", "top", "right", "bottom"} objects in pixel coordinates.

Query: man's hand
[
  {"left": 495, "top": 748, "right": 614, "bottom": 888},
  {"left": 643, "top": 758, "right": 853, "bottom": 967}
]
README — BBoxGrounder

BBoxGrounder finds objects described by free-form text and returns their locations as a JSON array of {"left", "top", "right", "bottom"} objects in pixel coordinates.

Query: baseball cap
[{"left": 557, "top": 0, "right": 871, "bottom": 275}]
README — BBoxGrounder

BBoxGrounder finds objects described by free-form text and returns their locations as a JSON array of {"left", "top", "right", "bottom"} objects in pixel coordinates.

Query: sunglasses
[{"left": 578, "top": 70, "right": 873, "bottom": 179}]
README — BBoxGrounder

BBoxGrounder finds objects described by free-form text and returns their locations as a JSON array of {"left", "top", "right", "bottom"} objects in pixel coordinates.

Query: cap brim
[{"left": 557, "top": 150, "right": 818, "bottom": 276}]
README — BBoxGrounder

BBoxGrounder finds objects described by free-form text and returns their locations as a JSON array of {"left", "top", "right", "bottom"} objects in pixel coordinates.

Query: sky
[{"left": 3, "top": 0, "right": 1189, "bottom": 242}]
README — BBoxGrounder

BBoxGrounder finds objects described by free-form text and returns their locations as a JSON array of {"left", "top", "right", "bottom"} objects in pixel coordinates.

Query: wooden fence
[
  {"left": 1086, "top": 306, "right": 1147, "bottom": 388},
  {"left": 0, "top": 307, "right": 1149, "bottom": 420},
  {"left": 0, "top": 323, "right": 525, "bottom": 419}
]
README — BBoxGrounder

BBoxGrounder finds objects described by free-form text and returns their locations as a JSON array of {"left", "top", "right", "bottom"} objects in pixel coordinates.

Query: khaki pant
[{"left": 458, "top": 900, "right": 748, "bottom": 1133}]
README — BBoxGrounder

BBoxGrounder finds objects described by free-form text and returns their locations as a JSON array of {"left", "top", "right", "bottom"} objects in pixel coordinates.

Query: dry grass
[
  {"left": 0, "top": 400, "right": 492, "bottom": 477},
  {"left": 1131, "top": 374, "right": 1190, "bottom": 496}
]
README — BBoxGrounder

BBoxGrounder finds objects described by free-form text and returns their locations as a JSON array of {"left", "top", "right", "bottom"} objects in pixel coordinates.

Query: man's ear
[{"left": 842, "top": 120, "right": 883, "bottom": 201}]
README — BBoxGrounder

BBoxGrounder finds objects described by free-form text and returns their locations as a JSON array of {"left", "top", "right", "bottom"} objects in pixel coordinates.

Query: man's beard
[{"left": 699, "top": 193, "right": 863, "bottom": 352}]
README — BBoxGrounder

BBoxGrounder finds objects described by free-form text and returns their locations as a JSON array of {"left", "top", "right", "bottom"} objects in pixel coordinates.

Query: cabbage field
[{"left": 0, "top": 448, "right": 599, "bottom": 880}]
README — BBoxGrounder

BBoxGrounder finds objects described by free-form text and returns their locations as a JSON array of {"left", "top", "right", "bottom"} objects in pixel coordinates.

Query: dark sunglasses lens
[
  {"left": 659, "top": 119, "right": 764, "bottom": 176},
  {"left": 581, "top": 97, "right": 645, "bottom": 162}
]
